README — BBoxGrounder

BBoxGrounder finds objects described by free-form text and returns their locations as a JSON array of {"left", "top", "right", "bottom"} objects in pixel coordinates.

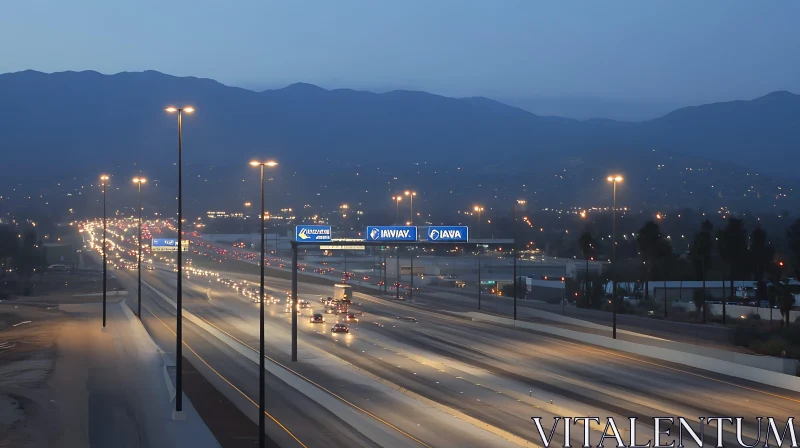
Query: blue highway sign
[
  {"left": 151, "top": 238, "right": 188, "bottom": 252},
  {"left": 426, "top": 226, "right": 469, "bottom": 242},
  {"left": 295, "top": 225, "right": 332, "bottom": 242},
  {"left": 365, "top": 226, "right": 417, "bottom": 242}
]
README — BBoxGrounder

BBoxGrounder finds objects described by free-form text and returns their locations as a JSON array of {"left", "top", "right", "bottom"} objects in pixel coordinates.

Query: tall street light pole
[
  {"left": 474, "top": 205, "right": 484, "bottom": 310},
  {"left": 391, "top": 196, "right": 402, "bottom": 224},
  {"left": 513, "top": 200, "right": 526, "bottom": 320},
  {"left": 133, "top": 177, "right": 147, "bottom": 319},
  {"left": 165, "top": 105, "right": 194, "bottom": 417},
  {"left": 100, "top": 175, "right": 109, "bottom": 328},
  {"left": 607, "top": 175, "right": 623, "bottom": 339},
  {"left": 404, "top": 191, "right": 416, "bottom": 224},
  {"left": 474, "top": 206, "right": 484, "bottom": 239},
  {"left": 250, "top": 160, "right": 278, "bottom": 448}
]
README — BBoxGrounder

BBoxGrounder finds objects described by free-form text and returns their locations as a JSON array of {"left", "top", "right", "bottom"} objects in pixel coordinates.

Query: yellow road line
[
  {"left": 141, "top": 302, "right": 308, "bottom": 448},
  {"left": 192, "top": 312, "right": 433, "bottom": 448}
]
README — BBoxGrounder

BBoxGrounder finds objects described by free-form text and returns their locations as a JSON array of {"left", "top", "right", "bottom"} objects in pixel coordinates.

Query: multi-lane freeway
[{"left": 83, "top": 222, "right": 800, "bottom": 447}]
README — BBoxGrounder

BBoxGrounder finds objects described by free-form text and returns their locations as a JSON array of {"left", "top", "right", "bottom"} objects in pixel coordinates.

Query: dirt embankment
[{"left": 0, "top": 303, "right": 64, "bottom": 448}]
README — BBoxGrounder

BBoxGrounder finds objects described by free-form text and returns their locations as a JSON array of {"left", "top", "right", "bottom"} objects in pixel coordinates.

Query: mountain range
[{"left": 0, "top": 70, "right": 798, "bottom": 216}]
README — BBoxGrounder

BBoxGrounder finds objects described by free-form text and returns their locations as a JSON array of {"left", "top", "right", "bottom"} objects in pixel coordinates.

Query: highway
[
  {"left": 87, "top": 223, "right": 800, "bottom": 447},
  {"left": 192, "top": 238, "right": 738, "bottom": 349}
]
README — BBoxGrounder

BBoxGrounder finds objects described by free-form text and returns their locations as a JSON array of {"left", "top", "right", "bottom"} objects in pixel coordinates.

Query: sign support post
[
  {"left": 410, "top": 255, "right": 414, "bottom": 303},
  {"left": 291, "top": 243, "right": 298, "bottom": 362}
]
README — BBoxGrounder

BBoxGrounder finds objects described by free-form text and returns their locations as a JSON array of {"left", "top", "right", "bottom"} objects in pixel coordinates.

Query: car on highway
[
  {"left": 310, "top": 313, "right": 325, "bottom": 323},
  {"left": 252, "top": 291, "right": 272, "bottom": 303},
  {"left": 399, "top": 316, "right": 418, "bottom": 323},
  {"left": 345, "top": 313, "right": 359, "bottom": 322},
  {"left": 331, "top": 323, "right": 349, "bottom": 333},
  {"left": 145, "top": 265, "right": 155, "bottom": 271}
]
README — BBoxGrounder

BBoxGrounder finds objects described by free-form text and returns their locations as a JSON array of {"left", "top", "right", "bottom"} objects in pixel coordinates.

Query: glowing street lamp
[
  {"left": 100, "top": 175, "right": 109, "bottom": 328},
  {"left": 132, "top": 177, "right": 147, "bottom": 319},
  {"left": 404, "top": 191, "right": 416, "bottom": 224},
  {"left": 249, "top": 159, "right": 278, "bottom": 448},
  {"left": 165, "top": 105, "right": 194, "bottom": 417},
  {"left": 607, "top": 175, "right": 623, "bottom": 339},
  {"left": 513, "top": 199, "right": 527, "bottom": 320},
  {"left": 474, "top": 205, "right": 484, "bottom": 238},
  {"left": 391, "top": 196, "right": 402, "bottom": 224}
]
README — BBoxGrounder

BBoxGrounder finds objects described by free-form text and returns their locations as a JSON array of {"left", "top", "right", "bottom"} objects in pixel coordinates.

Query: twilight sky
[{"left": 2, "top": 1, "right": 799, "bottom": 106}]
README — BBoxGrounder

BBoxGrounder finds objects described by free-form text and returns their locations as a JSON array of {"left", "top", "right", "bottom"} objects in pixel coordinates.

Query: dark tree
[
  {"left": 578, "top": 229, "right": 596, "bottom": 304},
  {"left": 788, "top": 218, "right": 800, "bottom": 278},
  {"left": 656, "top": 238, "right": 673, "bottom": 317},
  {"left": 16, "top": 229, "right": 41, "bottom": 276},
  {"left": 749, "top": 227, "right": 775, "bottom": 305},
  {"left": 777, "top": 281, "right": 794, "bottom": 326},
  {"left": 689, "top": 220, "right": 714, "bottom": 318},
  {"left": 750, "top": 227, "right": 775, "bottom": 282},
  {"left": 717, "top": 218, "right": 749, "bottom": 324},
  {"left": 636, "top": 220, "right": 664, "bottom": 302},
  {"left": 692, "top": 289, "right": 710, "bottom": 323},
  {"left": 0, "top": 225, "right": 19, "bottom": 276}
]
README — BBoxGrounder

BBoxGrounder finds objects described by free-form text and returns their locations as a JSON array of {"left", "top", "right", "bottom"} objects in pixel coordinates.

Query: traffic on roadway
[{"left": 78, "top": 219, "right": 800, "bottom": 448}]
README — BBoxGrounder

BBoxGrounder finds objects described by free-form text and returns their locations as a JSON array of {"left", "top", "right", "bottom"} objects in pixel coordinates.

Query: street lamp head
[
  {"left": 100, "top": 175, "right": 109, "bottom": 182},
  {"left": 607, "top": 175, "right": 623, "bottom": 182},
  {"left": 474, "top": 205, "right": 483, "bottom": 212},
  {"left": 165, "top": 106, "right": 194, "bottom": 113},
  {"left": 516, "top": 199, "right": 526, "bottom": 205},
  {"left": 250, "top": 160, "right": 279, "bottom": 167},
  {"left": 132, "top": 177, "right": 146, "bottom": 184}
]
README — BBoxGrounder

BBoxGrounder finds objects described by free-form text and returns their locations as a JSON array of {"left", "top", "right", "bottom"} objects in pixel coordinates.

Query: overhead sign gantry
[{"left": 287, "top": 223, "right": 478, "bottom": 361}]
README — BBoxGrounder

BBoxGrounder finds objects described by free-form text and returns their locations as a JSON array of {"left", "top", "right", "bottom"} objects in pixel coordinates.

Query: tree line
[
  {"left": 576, "top": 217, "right": 800, "bottom": 325},
  {"left": 0, "top": 224, "right": 48, "bottom": 278}
]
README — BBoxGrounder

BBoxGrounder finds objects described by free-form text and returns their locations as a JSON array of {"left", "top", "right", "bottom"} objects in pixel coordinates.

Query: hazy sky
[{"left": 2, "top": 1, "right": 799, "bottom": 103}]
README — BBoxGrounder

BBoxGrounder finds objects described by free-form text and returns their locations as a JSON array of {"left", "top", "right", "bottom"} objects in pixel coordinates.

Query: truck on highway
[{"left": 333, "top": 283, "right": 352, "bottom": 304}]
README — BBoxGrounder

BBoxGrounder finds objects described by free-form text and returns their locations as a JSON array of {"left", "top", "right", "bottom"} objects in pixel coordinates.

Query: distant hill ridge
[{"left": 0, "top": 70, "right": 798, "bottom": 178}]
